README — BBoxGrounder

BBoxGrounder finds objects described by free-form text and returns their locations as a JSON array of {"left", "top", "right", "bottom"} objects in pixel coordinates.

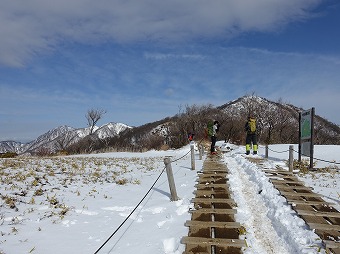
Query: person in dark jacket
[
  {"left": 245, "top": 115, "right": 258, "bottom": 155},
  {"left": 210, "top": 120, "right": 220, "bottom": 154}
]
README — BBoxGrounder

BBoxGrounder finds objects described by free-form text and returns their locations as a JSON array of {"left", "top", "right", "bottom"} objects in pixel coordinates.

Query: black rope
[
  {"left": 94, "top": 166, "right": 166, "bottom": 253},
  {"left": 259, "top": 145, "right": 340, "bottom": 166},
  {"left": 266, "top": 147, "right": 290, "bottom": 154},
  {"left": 171, "top": 146, "right": 193, "bottom": 163},
  {"left": 169, "top": 138, "right": 205, "bottom": 163},
  {"left": 264, "top": 145, "right": 340, "bottom": 165},
  {"left": 313, "top": 157, "right": 340, "bottom": 165},
  {"left": 292, "top": 149, "right": 340, "bottom": 165}
]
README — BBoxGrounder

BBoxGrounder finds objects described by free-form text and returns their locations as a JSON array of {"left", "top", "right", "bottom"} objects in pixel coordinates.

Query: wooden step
[
  {"left": 324, "top": 240, "right": 340, "bottom": 249},
  {"left": 198, "top": 177, "right": 228, "bottom": 181},
  {"left": 191, "top": 198, "right": 236, "bottom": 205},
  {"left": 198, "top": 173, "right": 228, "bottom": 180},
  {"left": 181, "top": 236, "right": 246, "bottom": 248},
  {"left": 194, "top": 190, "right": 229, "bottom": 196},
  {"left": 264, "top": 170, "right": 293, "bottom": 175},
  {"left": 308, "top": 223, "right": 340, "bottom": 231},
  {"left": 273, "top": 184, "right": 313, "bottom": 191},
  {"left": 195, "top": 183, "right": 229, "bottom": 189},
  {"left": 271, "top": 179, "right": 305, "bottom": 185},
  {"left": 296, "top": 209, "right": 340, "bottom": 218},
  {"left": 288, "top": 200, "right": 333, "bottom": 205},
  {"left": 279, "top": 191, "right": 323, "bottom": 198},
  {"left": 269, "top": 176, "right": 300, "bottom": 181},
  {"left": 189, "top": 208, "right": 237, "bottom": 215},
  {"left": 198, "top": 171, "right": 228, "bottom": 175},
  {"left": 185, "top": 220, "right": 241, "bottom": 228}
]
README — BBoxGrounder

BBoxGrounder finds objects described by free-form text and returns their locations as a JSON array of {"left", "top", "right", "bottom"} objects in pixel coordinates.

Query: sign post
[{"left": 299, "top": 108, "right": 315, "bottom": 170}]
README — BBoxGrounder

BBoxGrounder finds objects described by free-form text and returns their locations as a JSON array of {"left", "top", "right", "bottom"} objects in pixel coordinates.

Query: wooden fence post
[
  {"left": 164, "top": 157, "right": 179, "bottom": 201},
  {"left": 190, "top": 142, "right": 195, "bottom": 170},
  {"left": 289, "top": 145, "right": 294, "bottom": 172},
  {"left": 199, "top": 144, "right": 203, "bottom": 160}
]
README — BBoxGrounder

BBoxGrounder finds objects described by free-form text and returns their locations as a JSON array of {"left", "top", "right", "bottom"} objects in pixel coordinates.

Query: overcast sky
[{"left": 1, "top": 0, "right": 340, "bottom": 142}]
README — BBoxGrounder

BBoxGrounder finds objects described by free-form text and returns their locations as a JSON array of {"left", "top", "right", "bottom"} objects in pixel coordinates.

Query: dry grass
[{"left": 0, "top": 156, "right": 161, "bottom": 223}]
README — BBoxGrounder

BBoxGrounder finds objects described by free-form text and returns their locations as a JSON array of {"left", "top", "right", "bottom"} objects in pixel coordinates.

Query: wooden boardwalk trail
[
  {"left": 265, "top": 169, "right": 340, "bottom": 254},
  {"left": 181, "top": 154, "right": 340, "bottom": 254},
  {"left": 181, "top": 155, "right": 246, "bottom": 254}
]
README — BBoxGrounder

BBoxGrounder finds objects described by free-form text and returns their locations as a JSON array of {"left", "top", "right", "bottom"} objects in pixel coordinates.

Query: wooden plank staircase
[
  {"left": 181, "top": 155, "right": 246, "bottom": 254},
  {"left": 265, "top": 170, "right": 340, "bottom": 254},
  {"left": 181, "top": 154, "right": 340, "bottom": 254}
]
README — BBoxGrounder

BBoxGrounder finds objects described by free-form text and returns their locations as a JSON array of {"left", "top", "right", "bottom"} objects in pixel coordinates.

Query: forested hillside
[{"left": 69, "top": 95, "right": 340, "bottom": 154}]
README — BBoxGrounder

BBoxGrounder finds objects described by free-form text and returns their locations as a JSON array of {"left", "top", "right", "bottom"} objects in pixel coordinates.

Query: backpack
[
  {"left": 248, "top": 118, "right": 256, "bottom": 133},
  {"left": 207, "top": 121, "right": 214, "bottom": 137}
]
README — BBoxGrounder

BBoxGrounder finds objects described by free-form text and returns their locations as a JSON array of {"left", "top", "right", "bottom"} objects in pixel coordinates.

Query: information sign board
[{"left": 300, "top": 109, "right": 312, "bottom": 139}]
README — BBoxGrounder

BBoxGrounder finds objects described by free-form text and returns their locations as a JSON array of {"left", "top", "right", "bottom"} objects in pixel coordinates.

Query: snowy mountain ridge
[
  {"left": 2, "top": 95, "right": 340, "bottom": 154},
  {"left": 0, "top": 122, "right": 131, "bottom": 154}
]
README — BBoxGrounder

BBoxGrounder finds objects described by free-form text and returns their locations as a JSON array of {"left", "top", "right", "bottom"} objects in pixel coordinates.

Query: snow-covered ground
[{"left": 0, "top": 142, "right": 339, "bottom": 254}]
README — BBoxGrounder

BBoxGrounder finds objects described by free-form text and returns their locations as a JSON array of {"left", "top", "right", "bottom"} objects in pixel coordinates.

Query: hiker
[
  {"left": 207, "top": 120, "right": 220, "bottom": 154},
  {"left": 188, "top": 133, "right": 194, "bottom": 142},
  {"left": 244, "top": 115, "right": 258, "bottom": 155}
]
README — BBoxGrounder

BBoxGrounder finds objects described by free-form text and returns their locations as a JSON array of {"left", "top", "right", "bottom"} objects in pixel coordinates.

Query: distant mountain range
[
  {"left": 2, "top": 95, "right": 340, "bottom": 154},
  {"left": 0, "top": 122, "right": 131, "bottom": 154}
]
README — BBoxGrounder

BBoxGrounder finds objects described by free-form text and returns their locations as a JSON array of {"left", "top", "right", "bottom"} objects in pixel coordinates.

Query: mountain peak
[{"left": 0, "top": 122, "right": 131, "bottom": 154}]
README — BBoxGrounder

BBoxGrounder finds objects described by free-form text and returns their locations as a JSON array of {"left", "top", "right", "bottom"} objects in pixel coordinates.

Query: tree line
[{"left": 64, "top": 98, "right": 340, "bottom": 155}]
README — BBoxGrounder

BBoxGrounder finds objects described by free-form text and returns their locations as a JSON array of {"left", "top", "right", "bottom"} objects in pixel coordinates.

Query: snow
[{"left": 1, "top": 142, "right": 339, "bottom": 254}]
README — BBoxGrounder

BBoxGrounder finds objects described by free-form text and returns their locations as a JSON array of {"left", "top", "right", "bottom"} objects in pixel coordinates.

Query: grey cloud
[{"left": 0, "top": 0, "right": 322, "bottom": 67}]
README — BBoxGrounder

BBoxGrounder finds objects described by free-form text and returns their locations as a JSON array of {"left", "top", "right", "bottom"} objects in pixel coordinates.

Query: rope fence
[
  {"left": 292, "top": 148, "right": 340, "bottom": 165},
  {"left": 262, "top": 145, "right": 340, "bottom": 165},
  {"left": 94, "top": 165, "right": 167, "bottom": 253},
  {"left": 93, "top": 142, "right": 200, "bottom": 253}
]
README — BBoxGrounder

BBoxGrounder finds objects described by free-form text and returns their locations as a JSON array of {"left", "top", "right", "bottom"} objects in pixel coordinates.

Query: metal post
[
  {"left": 309, "top": 107, "right": 315, "bottom": 170},
  {"left": 298, "top": 112, "right": 302, "bottom": 162},
  {"left": 265, "top": 145, "right": 268, "bottom": 159},
  {"left": 289, "top": 145, "right": 294, "bottom": 172},
  {"left": 164, "top": 157, "right": 179, "bottom": 201},
  {"left": 190, "top": 142, "right": 195, "bottom": 170}
]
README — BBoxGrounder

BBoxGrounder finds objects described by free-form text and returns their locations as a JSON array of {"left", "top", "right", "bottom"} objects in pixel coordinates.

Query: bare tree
[
  {"left": 171, "top": 104, "right": 218, "bottom": 145},
  {"left": 86, "top": 108, "right": 106, "bottom": 134}
]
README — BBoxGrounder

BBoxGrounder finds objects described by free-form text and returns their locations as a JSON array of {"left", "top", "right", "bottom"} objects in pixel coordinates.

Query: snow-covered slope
[
  {"left": 0, "top": 141, "right": 26, "bottom": 153},
  {"left": 95, "top": 122, "right": 131, "bottom": 139},
  {"left": 0, "top": 123, "right": 131, "bottom": 154}
]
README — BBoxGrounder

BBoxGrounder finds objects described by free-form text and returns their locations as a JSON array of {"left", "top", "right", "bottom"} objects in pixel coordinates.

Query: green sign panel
[{"left": 300, "top": 109, "right": 312, "bottom": 139}]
